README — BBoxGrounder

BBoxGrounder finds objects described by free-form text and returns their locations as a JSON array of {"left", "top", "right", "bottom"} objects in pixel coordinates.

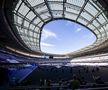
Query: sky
[{"left": 40, "top": 20, "right": 96, "bottom": 54}]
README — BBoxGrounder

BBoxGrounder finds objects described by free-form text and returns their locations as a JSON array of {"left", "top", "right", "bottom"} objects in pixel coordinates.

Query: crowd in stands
[
  {"left": 1, "top": 48, "right": 108, "bottom": 89},
  {"left": 17, "top": 65, "right": 108, "bottom": 90},
  {"left": 1, "top": 64, "right": 108, "bottom": 89}
]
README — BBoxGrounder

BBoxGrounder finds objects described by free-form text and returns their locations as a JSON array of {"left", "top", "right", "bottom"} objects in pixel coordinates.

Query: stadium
[{"left": 1, "top": 0, "right": 108, "bottom": 89}]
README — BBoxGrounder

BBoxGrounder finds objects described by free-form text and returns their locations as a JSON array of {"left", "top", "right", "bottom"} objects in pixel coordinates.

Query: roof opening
[{"left": 41, "top": 20, "right": 96, "bottom": 55}]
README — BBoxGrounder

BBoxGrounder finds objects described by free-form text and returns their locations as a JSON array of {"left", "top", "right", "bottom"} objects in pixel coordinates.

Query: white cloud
[
  {"left": 41, "top": 29, "right": 57, "bottom": 41},
  {"left": 75, "top": 28, "right": 82, "bottom": 33},
  {"left": 66, "top": 21, "right": 72, "bottom": 26},
  {"left": 41, "top": 42, "right": 54, "bottom": 47},
  {"left": 88, "top": 34, "right": 94, "bottom": 38},
  {"left": 83, "top": 33, "right": 95, "bottom": 39}
]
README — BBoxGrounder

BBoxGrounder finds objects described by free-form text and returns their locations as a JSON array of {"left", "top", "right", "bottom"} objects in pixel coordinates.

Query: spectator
[
  {"left": 46, "top": 79, "right": 51, "bottom": 90},
  {"left": 95, "top": 76, "right": 104, "bottom": 84},
  {"left": 78, "top": 69, "right": 80, "bottom": 74},
  {"left": 80, "top": 76, "right": 86, "bottom": 85},
  {"left": 44, "top": 79, "right": 47, "bottom": 86},
  {"left": 47, "top": 79, "right": 51, "bottom": 86},
  {"left": 40, "top": 79, "right": 44, "bottom": 86},
  {"left": 69, "top": 75, "right": 80, "bottom": 90},
  {"left": 92, "top": 69, "right": 95, "bottom": 73},
  {"left": 59, "top": 79, "right": 62, "bottom": 86},
  {"left": 96, "top": 67, "right": 99, "bottom": 71}
]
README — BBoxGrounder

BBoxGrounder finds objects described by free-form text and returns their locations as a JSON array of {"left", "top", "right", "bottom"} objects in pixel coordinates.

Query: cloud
[
  {"left": 88, "top": 34, "right": 94, "bottom": 39},
  {"left": 41, "top": 42, "right": 54, "bottom": 47},
  {"left": 41, "top": 29, "right": 57, "bottom": 41},
  {"left": 75, "top": 28, "right": 82, "bottom": 33},
  {"left": 83, "top": 33, "right": 95, "bottom": 39},
  {"left": 66, "top": 21, "right": 72, "bottom": 26}
]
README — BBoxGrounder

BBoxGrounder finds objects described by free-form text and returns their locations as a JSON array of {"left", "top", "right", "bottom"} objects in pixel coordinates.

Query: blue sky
[{"left": 41, "top": 20, "right": 96, "bottom": 54}]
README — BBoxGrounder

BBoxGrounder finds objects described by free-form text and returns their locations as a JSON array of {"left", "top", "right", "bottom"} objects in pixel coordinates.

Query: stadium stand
[{"left": 1, "top": 0, "right": 108, "bottom": 90}]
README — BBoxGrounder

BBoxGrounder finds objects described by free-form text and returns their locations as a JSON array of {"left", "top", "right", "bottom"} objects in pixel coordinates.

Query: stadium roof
[{"left": 1, "top": 0, "right": 108, "bottom": 57}]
